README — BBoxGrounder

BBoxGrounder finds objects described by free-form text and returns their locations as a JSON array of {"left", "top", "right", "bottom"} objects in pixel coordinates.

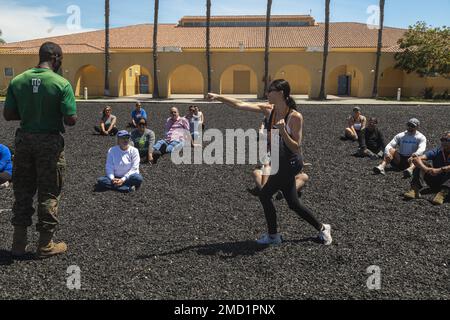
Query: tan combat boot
[
  {"left": 11, "top": 226, "right": 28, "bottom": 257},
  {"left": 404, "top": 187, "right": 421, "bottom": 200},
  {"left": 432, "top": 188, "right": 449, "bottom": 206},
  {"left": 36, "top": 232, "right": 67, "bottom": 259}
]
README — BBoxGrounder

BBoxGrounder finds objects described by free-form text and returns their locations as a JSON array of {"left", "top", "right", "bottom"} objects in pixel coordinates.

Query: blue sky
[{"left": 1, "top": 0, "right": 449, "bottom": 42}]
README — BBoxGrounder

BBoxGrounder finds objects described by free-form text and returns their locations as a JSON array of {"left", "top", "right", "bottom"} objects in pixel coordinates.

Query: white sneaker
[
  {"left": 403, "top": 167, "right": 414, "bottom": 178},
  {"left": 256, "top": 233, "right": 283, "bottom": 245},
  {"left": 373, "top": 165, "right": 386, "bottom": 175},
  {"left": 319, "top": 224, "right": 332, "bottom": 245},
  {"left": 0, "top": 181, "right": 10, "bottom": 189}
]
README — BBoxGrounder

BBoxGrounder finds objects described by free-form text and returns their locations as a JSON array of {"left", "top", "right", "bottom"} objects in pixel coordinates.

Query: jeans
[
  {"left": 96, "top": 174, "right": 143, "bottom": 192},
  {"left": 153, "top": 140, "right": 184, "bottom": 154}
]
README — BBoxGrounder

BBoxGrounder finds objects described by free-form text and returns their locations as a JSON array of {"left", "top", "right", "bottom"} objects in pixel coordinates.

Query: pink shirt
[{"left": 164, "top": 116, "right": 190, "bottom": 142}]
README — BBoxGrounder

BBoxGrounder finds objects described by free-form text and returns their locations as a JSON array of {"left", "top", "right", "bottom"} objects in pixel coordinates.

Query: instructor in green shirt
[{"left": 3, "top": 42, "right": 77, "bottom": 259}]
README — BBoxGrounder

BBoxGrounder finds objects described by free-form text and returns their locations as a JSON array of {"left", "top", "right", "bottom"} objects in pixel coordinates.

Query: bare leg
[
  {"left": 253, "top": 169, "right": 265, "bottom": 190},
  {"left": 345, "top": 128, "right": 357, "bottom": 140},
  {"left": 296, "top": 173, "right": 309, "bottom": 192},
  {"left": 378, "top": 148, "right": 399, "bottom": 169}
]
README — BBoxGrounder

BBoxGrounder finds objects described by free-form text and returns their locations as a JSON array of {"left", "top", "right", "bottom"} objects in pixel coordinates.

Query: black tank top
[{"left": 267, "top": 109, "right": 301, "bottom": 164}]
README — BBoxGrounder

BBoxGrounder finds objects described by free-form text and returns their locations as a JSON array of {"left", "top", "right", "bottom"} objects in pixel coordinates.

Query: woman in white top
[
  {"left": 96, "top": 130, "right": 143, "bottom": 193},
  {"left": 185, "top": 105, "right": 205, "bottom": 146},
  {"left": 344, "top": 107, "right": 367, "bottom": 141}
]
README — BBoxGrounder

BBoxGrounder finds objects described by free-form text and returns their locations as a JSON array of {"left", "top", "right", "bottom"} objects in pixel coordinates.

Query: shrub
[{"left": 423, "top": 87, "right": 434, "bottom": 99}]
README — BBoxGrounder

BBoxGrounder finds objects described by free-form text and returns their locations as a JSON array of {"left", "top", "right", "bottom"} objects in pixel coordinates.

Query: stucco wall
[{"left": 0, "top": 50, "right": 448, "bottom": 99}]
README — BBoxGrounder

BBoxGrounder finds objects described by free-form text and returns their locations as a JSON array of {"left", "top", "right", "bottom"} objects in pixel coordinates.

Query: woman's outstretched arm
[{"left": 207, "top": 93, "right": 271, "bottom": 115}]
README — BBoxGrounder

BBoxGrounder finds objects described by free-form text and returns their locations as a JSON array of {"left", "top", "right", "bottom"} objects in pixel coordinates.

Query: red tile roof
[{"left": 0, "top": 22, "right": 406, "bottom": 52}]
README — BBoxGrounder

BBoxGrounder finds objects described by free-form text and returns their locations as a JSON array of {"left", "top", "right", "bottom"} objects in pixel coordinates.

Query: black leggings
[{"left": 258, "top": 165, "right": 322, "bottom": 235}]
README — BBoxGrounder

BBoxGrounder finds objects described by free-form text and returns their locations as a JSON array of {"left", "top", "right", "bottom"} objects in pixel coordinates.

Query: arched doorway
[
  {"left": 274, "top": 65, "right": 311, "bottom": 95},
  {"left": 168, "top": 64, "right": 204, "bottom": 96},
  {"left": 220, "top": 64, "right": 258, "bottom": 94},
  {"left": 327, "top": 65, "right": 364, "bottom": 97},
  {"left": 118, "top": 65, "right": 152, "bottom": 96},
  {"left": 378, "top": 67, "right": 404, "bottom": 97},
  {"left": 74, "top": 65, "right": 103, "bottom": 97}
]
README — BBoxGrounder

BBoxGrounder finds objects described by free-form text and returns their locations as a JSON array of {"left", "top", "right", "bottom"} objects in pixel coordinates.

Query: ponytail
[{"left": 286, "top": 96, "right": 297, "bottom": 110}]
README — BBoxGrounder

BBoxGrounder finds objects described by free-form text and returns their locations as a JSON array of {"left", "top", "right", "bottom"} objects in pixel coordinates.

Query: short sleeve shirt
[{"left": 4, "top": 68, "right": 76, "bottom": 133}]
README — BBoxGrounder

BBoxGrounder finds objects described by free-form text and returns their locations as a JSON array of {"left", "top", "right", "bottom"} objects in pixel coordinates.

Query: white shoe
[
  {"left": 373, "top": 165, "right": 386, "bottom": 175},
  {"left": 256, "top": 233, "right": 283, "bottom": 245},
  {"left": 403, "top": 167, "right": 414, "bottom": 178},
  {"left": 0, "top": 181, "right": 9, "bottom": 189},
  {"left": 319, "top": 224, "right": 332, "bottom": 245}
]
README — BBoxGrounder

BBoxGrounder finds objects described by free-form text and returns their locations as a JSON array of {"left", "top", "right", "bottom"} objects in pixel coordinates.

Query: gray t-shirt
[{"left": 131, "top": 128, "right": 155, "bottom": 155}]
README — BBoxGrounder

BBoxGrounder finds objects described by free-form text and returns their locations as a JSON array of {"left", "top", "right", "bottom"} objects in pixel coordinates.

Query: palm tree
[
  {"left": 0, "top": 29, "right": 5, "bottom": 44},
  {"left": 372, "top": 0, "right": 385, "bottom": 98},
  {"left": 263, "top": 0, "right": 273, "bottom": 97},
  {"left": 206, "top": 0, "right": 212, "bottom": 96},
  {"left": 318, "top": 0, "right": 331, "bottom": 100},
  {"left": 152, "top": 0, "right": 160, "bottom": 98},
  {"left": 104, "top": 0, "right": 110, "bottom": 96}
]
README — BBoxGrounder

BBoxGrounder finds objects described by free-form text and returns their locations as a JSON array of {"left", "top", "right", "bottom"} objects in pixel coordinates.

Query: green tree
[
  {"left": 372, "top": 0, "right": 385, "bottom": 98},
  {"left": 152, "top": 0, "right": 160, "bottom": 98},
  {"left": 206, "top": 0, "right": 212, "bottom": 96},
  {"left": 263, "top": 0, "right": 273, "bottom": 98},
  {"left": 318, "top": 0, "right": 330, "bottom": 100},
  {"left": 395, "top": 22, "right": 450, "bottom": 78},
  {"left": 104, "top": 0, "right": 111, "bottom": 96},
  {"left": 0, "top": 29, "right": 5, "bottom": 44}
]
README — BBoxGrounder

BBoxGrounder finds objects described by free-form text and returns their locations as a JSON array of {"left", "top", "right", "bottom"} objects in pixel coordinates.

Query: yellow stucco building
[{"left": 0, "top": 15, "right": 449, "bottom": 98}]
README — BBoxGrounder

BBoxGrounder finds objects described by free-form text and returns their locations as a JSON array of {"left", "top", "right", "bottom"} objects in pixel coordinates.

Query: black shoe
[
  {"left": 275, "top": 191, "right": 284, "bottom": 200},
  {"left": 152, "top": 151, "right": 162, "bottom": 164},
  {"left": 247, "top": 187, "right": 260, "bottom": 197}
]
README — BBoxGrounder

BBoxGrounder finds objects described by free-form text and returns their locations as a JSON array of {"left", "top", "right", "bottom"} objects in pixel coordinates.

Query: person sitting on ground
[
  {"left": 94, "top": 106, "right": 118, "bottom": 136},
  {"left": 404, "top": 131, "right": 450, "bottom": 205},
  {"left": 343, "top": 107, "right": 367, "bottom": 141},
  {"left": 356, "top": 117, "right": 385, "bottom": 159},
  {"left": 0, "top": 144, "right": 13, "bottom": 189},
  {"left": 131, "top": 118, "right": 155, "bottom": 164},
  {"left": 185, "top": 105, "right": 205, "bottom": 146},
  {"left": 129, "top": 102, "right": 148, "bottom": 128},
  {"left": 96, "top": 130, "right": 143, "bottom": 193},
  {"left": 152, "top": 107, "right": 190, "bottom": 163},
  {"left": 373, "top": 118, "right": 427, "bottom": 177}
]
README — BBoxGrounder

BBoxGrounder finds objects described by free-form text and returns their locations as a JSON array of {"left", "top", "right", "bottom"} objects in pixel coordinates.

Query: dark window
[{"left": 4, "top": 67, "right": 13, "bottom": 77}]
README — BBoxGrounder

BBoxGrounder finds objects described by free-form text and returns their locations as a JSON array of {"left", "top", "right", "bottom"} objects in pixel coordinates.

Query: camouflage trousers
[{"left": 11, "top": 129, "right": 66, "bottom": 233}]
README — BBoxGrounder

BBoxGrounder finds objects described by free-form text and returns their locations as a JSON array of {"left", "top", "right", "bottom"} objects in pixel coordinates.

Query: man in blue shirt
[
  {"left": 129, "top": 102, "right": 148, "bottom": 128},
  {"left": 0, "top": 144, "right": 13, "bottom": 188},
  {"left": 404, "top": 131, "right": 450, "bottom": 205}
]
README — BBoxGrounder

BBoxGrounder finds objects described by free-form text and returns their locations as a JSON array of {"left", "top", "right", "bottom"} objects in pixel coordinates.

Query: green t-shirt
[{"left": 4, "top": 68, "right": 77, "bottom": 133}]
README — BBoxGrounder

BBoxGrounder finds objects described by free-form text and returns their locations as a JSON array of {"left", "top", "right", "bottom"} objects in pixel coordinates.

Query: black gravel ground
[{"left": 0, "top": 102, "right": 448, "bottom": 300}]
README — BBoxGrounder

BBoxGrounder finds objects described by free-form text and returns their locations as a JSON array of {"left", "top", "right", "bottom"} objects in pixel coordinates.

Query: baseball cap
[
  {"left": 117, "top": 130, "right": 131, "bottom": 138},
  {"left": 407, "top": 118, "right": 420, "bottom": 128},
  {"left": 353, "top": 107, "right": 361, "bottom": 112}
]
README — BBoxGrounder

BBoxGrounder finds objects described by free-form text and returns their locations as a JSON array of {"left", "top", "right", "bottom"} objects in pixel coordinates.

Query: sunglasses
[
  {"left": 171, "top": 111, "right": 178, "bottom": 114},
  {"left": 407, "top": 124, "right": 417, "bottom": 128},
  {"left": 139, "top": 123, "right": 146, "bottom": 126}
]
